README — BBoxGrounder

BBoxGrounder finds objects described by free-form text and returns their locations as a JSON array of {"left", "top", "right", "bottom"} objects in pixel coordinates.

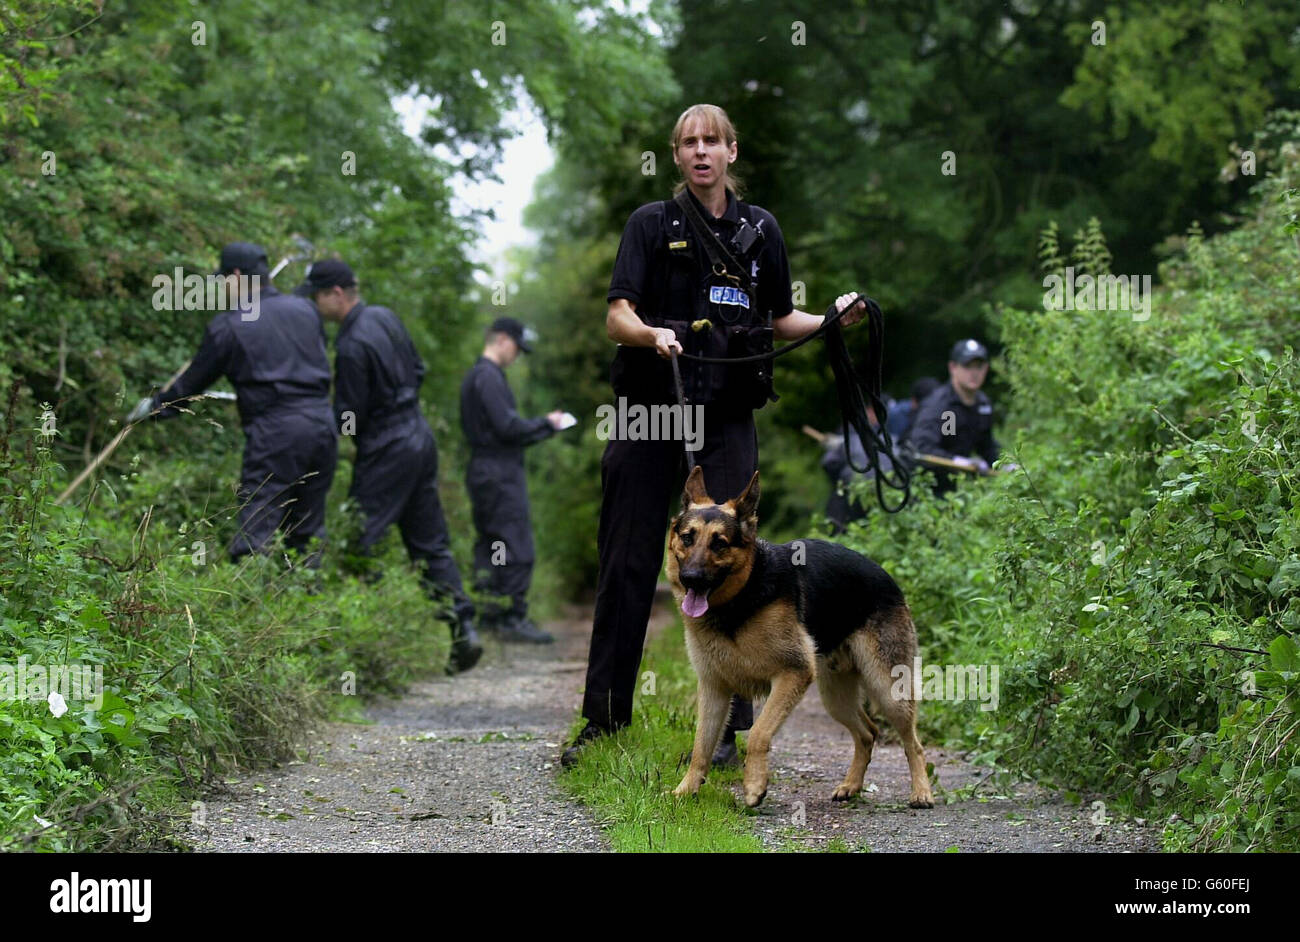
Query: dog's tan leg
[
  {"left": 867, "top": 668, "right": 934, "bottom": 809},
  {"left": 673, "top": 681, "right": 732, "bottom": 797},
  {"left": 883, "top": 697, "right": 934, "bottom": 808},
  {"left": 742, "top": 669, "right": 812, "bottom": 808},
  {"left": 859, "top": 616, "right": 934, "bottom": 809},
  {"left": 816, "top": 663, "right": 876, "bottom": 801}
]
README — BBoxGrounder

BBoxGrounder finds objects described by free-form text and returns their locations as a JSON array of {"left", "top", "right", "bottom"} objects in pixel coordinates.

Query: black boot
[
  {"left": 498, "top": 614, "right": 554, "bottom": 645},
  {"left": 678, "top": 730, "right": 743, "bottom": 769},
  {"left": 711, "top": 730, "right": 741, "bottom": 768},
  {"left": 446, "top": 615, "right": 484, "bottom": 675},
  {"left": 560, "top": 722, "right": 611, "bottom": 769},
  {"left": 477, "top": 609, "right": 509, "bottom": 636}
]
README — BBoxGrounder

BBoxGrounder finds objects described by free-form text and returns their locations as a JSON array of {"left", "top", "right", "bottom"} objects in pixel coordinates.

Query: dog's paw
[
  {"left": 908, "top": 792, "right": 935, "bottom": 809},
  {"left": 743, "top": 786, "right": 767, "bottom": 808},
  {"left": 831, "top": 784, "right": 860, "bottom": 802},
  {"left": 672, "top": 777, "right": 702, "bottom": 797}
]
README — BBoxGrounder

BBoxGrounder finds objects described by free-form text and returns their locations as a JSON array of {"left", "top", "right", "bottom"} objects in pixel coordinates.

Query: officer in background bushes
[
  {"left": 300, "top": 259, "right": 482, "bottom": 675},
  {"left": 459, "top": 317, "right": 566, "bottom": 644},
  {"left": 906, "top": 338, "right": 1001, "bottom": 494},
  {"left": 131, "top": 241, "right": 337, "bottom": 564}
]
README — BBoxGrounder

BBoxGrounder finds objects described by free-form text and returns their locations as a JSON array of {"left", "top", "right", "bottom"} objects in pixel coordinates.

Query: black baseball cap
[
  {"left": 295, "top": 259, "right": 357, "bottom": 297},
  {"left": 950, "top": 339, "right": 989, "bottom": 365},
  {"left": 489, "top": 316, "right": 536, "bottom": 353},
  {"left": 214, "top": 241, "right": 268, "bottom": 276}
]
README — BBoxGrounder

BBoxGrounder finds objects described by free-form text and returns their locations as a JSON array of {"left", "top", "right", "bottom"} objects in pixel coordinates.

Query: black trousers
[
  {"left": 582, "top": 404, "right": 757, "bottom": 732},
  {"left": 467, "top": 452, "right": 535, "bottom": 621},
  {"left": 232, "top": 409, "right": 337, "bottom": 565},
  {"left": 351, "top": 422, "right": 474, "bottom": 623}
]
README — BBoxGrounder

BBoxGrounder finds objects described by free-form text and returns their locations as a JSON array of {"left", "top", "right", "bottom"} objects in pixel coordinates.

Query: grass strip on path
[{"left": 558, "top": 616, "right": 763, "bottom": 853}]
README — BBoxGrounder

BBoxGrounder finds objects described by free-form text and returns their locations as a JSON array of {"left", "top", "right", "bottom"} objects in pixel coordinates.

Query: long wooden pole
[
  {"left": 913, "top": 452, "right": 1000, "bottom": 476},
  {"left": 54, "top": 359, "right": 191, "bottom": 505},
  {"left": 56, "top": 246, "right": 309, "bottom": 506},
  {"left": 800, "top": 426, "right": 999, "bottom": 476}
]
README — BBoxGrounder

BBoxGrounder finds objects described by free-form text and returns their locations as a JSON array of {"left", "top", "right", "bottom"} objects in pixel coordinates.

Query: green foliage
[
  {"left": 835, "top": 124, "right": 1300, "bottom": 851},
  {"left": 0, "top": 380, "right": 444, "bottom": 850},
  {"left": 1062, "top": 2, "right": 1300, "bottom": 182},
  {"left": 0, "top": 1, "right": 100, "bottom": 128},
  {"left": 518, "top": 0, "right": 1300, "bottom": 597},
  {"left": 0, "top": 0, "right": 679, "bottom": 850}
]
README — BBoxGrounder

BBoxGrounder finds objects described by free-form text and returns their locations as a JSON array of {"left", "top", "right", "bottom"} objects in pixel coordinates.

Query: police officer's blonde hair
[{"left": 670, "top": 103, "right": 746, "bottom": 198}]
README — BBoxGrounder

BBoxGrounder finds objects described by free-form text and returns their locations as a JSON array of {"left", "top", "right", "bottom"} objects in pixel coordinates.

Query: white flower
[{"left": 47, "top": 692, "right": 68, "bottom": 718}]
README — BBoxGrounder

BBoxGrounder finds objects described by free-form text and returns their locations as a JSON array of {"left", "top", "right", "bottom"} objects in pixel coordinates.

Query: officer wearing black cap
[
  {"left": 562, "top": 103, "right": 868, "bottom": 768},
  {"left": 906, "top": 338, "right": 1001, "bottom": 494},
  {"left": 132, "top": 241, "right": 337, "bottom": 562},
  {"left": 459, "top": 317, "right": 565, "bottom": 643},
  {"left": 301, "top": 259, "right": 482, "bottom": 675}
]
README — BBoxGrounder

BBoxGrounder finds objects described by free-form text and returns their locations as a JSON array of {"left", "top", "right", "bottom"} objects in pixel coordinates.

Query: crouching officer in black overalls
[
  {"left": 132, "top": 242, "right": 337, "bottom": 563},
  {"left": 562, "top": 104, "right": 867, "bottom": 768},
  {"left": 299, "top": 260, "right": 482, "bottom": 675},
  {"left": 460, "top": 317, "right": 566, "bottom": 644}
]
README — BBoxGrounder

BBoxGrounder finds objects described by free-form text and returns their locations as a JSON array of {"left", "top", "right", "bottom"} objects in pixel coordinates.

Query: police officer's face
[
  {"left": 673, "top": 119, "right": 736, "bottom": 190},
  {"left": 312, "top": 286, "right": 348, "bottom": 321},
  {"left": 950, "top": 359, "right": 989, "bottom": 393}
]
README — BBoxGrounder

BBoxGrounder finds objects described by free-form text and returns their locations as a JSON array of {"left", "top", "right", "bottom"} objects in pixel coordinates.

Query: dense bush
[
  {"left": 838, "top": 118, "right": 1300, "bottom": 850},
  {"left": 0, "top": 384, "right": 445, "bottom": 850}
]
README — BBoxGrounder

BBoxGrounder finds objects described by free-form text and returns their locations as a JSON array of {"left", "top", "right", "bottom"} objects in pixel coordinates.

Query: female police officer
[{"left": 563, "top": 104, "right": 866, "bottom": 767}]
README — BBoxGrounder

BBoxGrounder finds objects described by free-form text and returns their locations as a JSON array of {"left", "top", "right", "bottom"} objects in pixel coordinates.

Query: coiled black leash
[{"left": 669, "top": 294, "right": 911, "bottom": 512}]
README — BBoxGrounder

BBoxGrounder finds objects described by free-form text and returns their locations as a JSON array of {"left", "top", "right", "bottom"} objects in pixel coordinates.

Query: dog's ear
[
  {"left": 733, "top": 470, "right": 760, "bottom": 521},
  {"left": 682, "top": 464, "right": 711, "bottom": 510}
]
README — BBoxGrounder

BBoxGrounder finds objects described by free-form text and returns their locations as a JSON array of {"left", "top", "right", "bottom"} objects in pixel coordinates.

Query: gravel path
[
  {"left": 739, "top": 686, "right": 1161, "bottom": 852},
  {"left": 642, "top": 594, "right": 1157, "bottom": 852},
  {"left": 185, "top": 592, "right": 1160, "bottom": 853},
  {"left": 185, "top": 605, "right": 607, "bottom": 853}
]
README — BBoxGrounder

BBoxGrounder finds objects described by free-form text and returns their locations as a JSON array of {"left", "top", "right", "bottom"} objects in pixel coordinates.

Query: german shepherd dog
[{"left": 666, "top": 466, "right": 934, "bottom": 810}]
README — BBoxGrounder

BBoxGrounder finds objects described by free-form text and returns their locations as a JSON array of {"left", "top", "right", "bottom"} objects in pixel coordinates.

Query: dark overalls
[
  {"left": 153, "top": 285, "right": 337, "bottom": 560},
  {"left": 582, "top": 187, "right": 794, "bottom": 732},
  {"left": 905, "top": 382, "right": 999, "bottom": 494},
  {"left": 333, "top": 300, "right": 474, "bottom": 623},
  {"left": 459, "top": 356, "right": 554, "bottom": 624}
]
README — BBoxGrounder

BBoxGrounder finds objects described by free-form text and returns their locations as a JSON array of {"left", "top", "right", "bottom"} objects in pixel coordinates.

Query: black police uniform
[
  {"left": 906, "top": 382, "right": 1000, "bottom": 494},
  {"left": 582, "top": 186, "right": 793, "bottom": 733},
  {"left": 152, "top": 284, "right": 337, "bottom": 560},
  {"left": 334, "top": 300, "right": 474, "bottom": 623},
  {"left": 459, "top": 356, "right": 555, "bottom": 626}
]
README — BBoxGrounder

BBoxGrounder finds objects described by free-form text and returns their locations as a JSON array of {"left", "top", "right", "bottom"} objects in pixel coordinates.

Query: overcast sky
[{"left": 393, "top": 91, "right": 554, "bottom": 275}]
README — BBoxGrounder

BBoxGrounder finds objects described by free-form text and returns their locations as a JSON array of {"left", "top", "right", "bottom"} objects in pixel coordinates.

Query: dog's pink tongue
[{"left": 682, "top": 588, "right": 710, "bottom": 618}]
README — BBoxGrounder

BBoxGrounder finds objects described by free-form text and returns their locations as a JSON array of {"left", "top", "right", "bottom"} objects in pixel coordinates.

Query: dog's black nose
[{"left": 679, "top": 568, "right": 709, "bottom": 591}]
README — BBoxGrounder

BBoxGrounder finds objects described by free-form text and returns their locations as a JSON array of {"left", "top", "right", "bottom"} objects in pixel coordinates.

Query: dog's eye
[
  {"left": 680, "top": 530, "right": 695, "bottom": 546},
  {"left": 710, "top": 536, "right": 729, "bottom": 552}
]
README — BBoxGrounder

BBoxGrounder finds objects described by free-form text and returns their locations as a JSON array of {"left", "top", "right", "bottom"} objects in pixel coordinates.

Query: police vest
[{"left": 611, "top": 198, "right": 776, "bottom": 409}]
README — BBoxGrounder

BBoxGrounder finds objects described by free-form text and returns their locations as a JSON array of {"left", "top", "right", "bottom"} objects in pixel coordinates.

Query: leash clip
[{"left": 712, "top": 262, "right": 741, "bottom": 287}]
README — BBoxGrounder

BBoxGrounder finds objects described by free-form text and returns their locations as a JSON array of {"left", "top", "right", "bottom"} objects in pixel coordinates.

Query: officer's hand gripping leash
[{"left": 669, "top": 293, "right": 911, "bottom": 513}]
